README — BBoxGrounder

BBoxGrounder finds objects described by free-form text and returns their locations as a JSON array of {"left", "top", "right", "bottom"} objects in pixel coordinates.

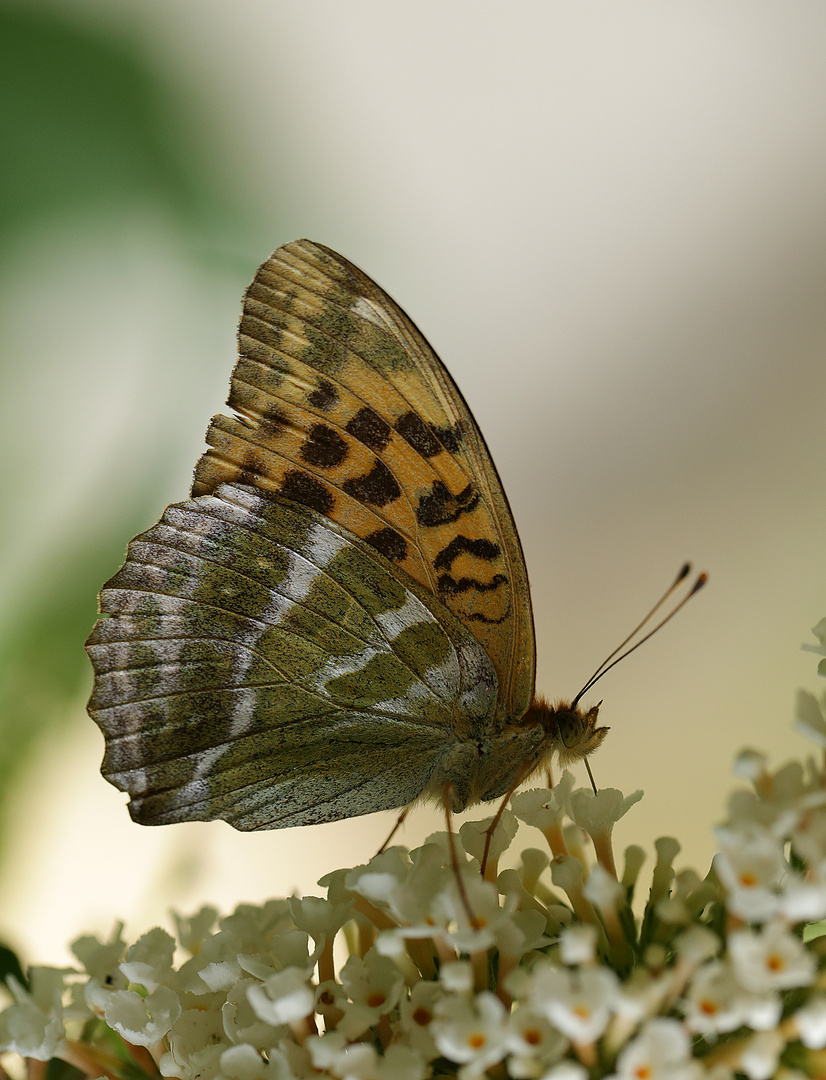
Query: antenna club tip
[
  {"left": 676, "top": 562, "right": 692, "bottom": 583},
  {"left": 691, "top": 572, "right": 708, "bottom": 593}
]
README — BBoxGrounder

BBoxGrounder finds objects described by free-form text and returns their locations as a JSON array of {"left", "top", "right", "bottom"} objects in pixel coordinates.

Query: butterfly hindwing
[{"left": 86, "top": 484, "right": 500, "bottom": 829}]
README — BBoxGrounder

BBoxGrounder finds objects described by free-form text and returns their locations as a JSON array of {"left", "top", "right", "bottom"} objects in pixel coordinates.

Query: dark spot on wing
[
  {"left": 365, "top": 527, "right": 408, "bottom": 563},
  {"left": 430, "top": 421, "right": 463, "bottom": 454},
  {"left": 346, "top": 407, "right": 392, "bottom": 453},
  {"left": 279, "top": 470, "right": 334, "bottom": 515},
  {"left": 300, "top": 424, "right": 348, "bottom": 468},
  {"left": 438, "top": 572, "right": 508, "bottom": 596},
  {"left": 394, "top": 411, "right": 442, "bottom": 457},
  {"left": 416, "top": 481, "right": 479, "bottom": 527},
  {"left": 433, "top": 535, "right": 501, "bottom": 571},
  {"left": 308, "top": 379, "right": 338, "bottom": 410},
  {"left": 342, "top": 460, "right": 401, "bottom": 507}
]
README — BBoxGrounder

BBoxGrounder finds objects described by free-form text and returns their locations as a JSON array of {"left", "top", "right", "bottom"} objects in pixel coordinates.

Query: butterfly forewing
[{"left": 191, "top": 241, "right": 535, "bottom": 720}]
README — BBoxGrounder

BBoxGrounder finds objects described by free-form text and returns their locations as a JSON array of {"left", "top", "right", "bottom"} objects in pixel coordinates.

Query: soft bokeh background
[{"left": 3, "top": 1, "right": 826, "bottom": 964}]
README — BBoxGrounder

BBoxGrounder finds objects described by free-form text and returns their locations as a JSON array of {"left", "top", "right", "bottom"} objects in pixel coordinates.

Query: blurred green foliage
[
  {"left": 0, "top": 4, "right": 264, "bottom": 841},
  {"left": 0, "top": 942, "right": 25, "bottom": 991},
  {"left": 0, "top": 5, "right": 234, "bottom": 244}
]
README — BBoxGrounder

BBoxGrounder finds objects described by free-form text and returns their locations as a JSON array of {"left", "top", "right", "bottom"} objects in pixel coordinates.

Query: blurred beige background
[{"left": 2, "top": 1, "right": 826, "bottom": 964}]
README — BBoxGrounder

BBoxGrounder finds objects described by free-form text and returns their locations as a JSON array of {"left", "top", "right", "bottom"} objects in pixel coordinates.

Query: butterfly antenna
[{"left": 572, "top": 563, "right": 707, "bottom": 708}]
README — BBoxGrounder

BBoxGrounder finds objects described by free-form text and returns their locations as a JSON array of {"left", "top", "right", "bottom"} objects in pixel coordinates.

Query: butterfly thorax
[{"left": 420, "top": 697, "right": 609, "bottom": 813}]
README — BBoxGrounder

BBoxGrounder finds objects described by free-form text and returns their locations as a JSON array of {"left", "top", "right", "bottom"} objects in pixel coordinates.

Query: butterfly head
[{"left": 526, "top": 695, "right": 610, "bottom": 768}]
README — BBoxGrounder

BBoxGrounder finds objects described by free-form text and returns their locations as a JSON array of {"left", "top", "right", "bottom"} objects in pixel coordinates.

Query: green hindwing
[{"left": 86, "top": 483, "right": 499, "bottom": 829}]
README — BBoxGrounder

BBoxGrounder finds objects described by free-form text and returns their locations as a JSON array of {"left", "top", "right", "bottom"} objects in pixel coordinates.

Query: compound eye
[{"left": 557, "top": 710, "right": 583, "bottom": 748}]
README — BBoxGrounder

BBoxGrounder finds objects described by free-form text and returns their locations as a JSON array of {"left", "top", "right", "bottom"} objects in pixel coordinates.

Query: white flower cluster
[{"left": 5, "top": 686, "right": 826, "bottom": 1079}]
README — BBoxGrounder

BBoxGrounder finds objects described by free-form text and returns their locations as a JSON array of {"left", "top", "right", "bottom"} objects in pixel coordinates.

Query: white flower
[
  {"left": 527, "top": 965, "right": 620, "bottom": 1043},
  {"left": 674, "top": 925, "right": 720, "bottom": 966},
  {"left": 238, "top": 930, "right": 317, "bottom": 983},
  {"left": 308, "top": 1031, "right": 426, "bottom": 1079},
  {"left": 431, "top": 991, "right": 508, "bottom": 1074},
  {"left": 269, "top": 1038, "right": 313, "bottom": 1079},
  {"left": 622, "top": 845, "right": 646, "bottom": 888},
  {"left": 287, "top": 894, "right": 354, "bottom": 943},
  {"left": 428, "top": 872, "right": 511, "bottom": 953},
  {"left": 74, "top": 926, "right": 130, "bottom": 1011},
  {"left": 513, "top": 909, "right": 553, "bottom": 954},
  {"left": 609, "top": 1017, "right": 700, "bottom": 1080},
  {"left": 728, "top": 920, "right": 816, "bottom": 992},
  {"left": 504, "top": 1006, "right": 567, "bottom": 1076},
  {"left": 794, "top": 994, "right": 826, "bottom": 1048},
  {"left": 682, "top": 960, "right": 750, "bottom": 1035},
  {"left": 0, "top": 971, "right": 67, "bottom": 1060},
  {"left": 246, "top": 968, "right": 314, "bottom": 1026},
  {"left": 511, "top": 777, "right": 575, "bottom": 833},
  {"left": 336, "top": 949, "right": 404, "bottom": 1038},
  {"left": 72, "top": 925, "right": 127, "bottom": 981},
  {"left": 439, "top": 960, "right": 474, "bottom": 992},
  {"left": 540, "top": 1064, "right": 589, "bottom": 1080},
  {"left": 175, "top": 930, "right": 243, "bottom": 994},
  {"left": 518, "top": 847, "right": 551, "bottom": 891},
  {"left": 582, "top": 863, "right": 625, "bottom": 910},
  {"left": 558, "top": 924, "right": 598, "bottom": 966},
  {"left": 568, "top": 787, "right": 643, "bottom": 840},
  {"left": 736, "top": 1030, "right": 786, "bottom": 1080},
  {"left": 803, "top": 617, "right": 826, "bottom": 658},
  {"left": 344, "top": 846, "right": 412, "bottom": 905},
  {"left": 739, "top": 990, "right": 782, "bottom": 1032},
  {"left": 791, "top": 806, "right": 826, "bottom": 867},
  {"left": 795, "top": 689, "right": 826, "bottom": 747},
  {"left": 368, "top": 843, "right": 452, "bottom": 932},
  {"left": 459, "top": 810, "right": 519, "bottom": 868},
  {"left": 170, "top": 905, "right": 219, "bottom": 952},
  {"left": 650, "top": 837, "right": 681, "bottom": 902},
  {"left": 314, "top": 978, "right": 347, "bottom": 1024},
  {"left": 358, "top": 1043, "right": 429, "bottom": 1080},
  {"left": 160, "top": 999, "right": 226, "bottom": 1079},
  {"left": 732, "top": 749, "right": 769, "bottom": 782},
  {"left": 222, "top": 979, "right": 285, "bottom": 1049},
  {"left": 613, "top": 969, "right": 672, "bottom": 1026},
  {"left": 220, "top": 900, "right": 295, "bottom": 951},
  {"left": 119, "top": 926, "right": 176, "bottom": 991},
  {"left": 713, "top": 823, "right": 786, "bottom": 921},
  {"left": 398, "top": 981, "right": 442, "bottom": 1057},
  {"left": 102, "top": 984, "right": 181, "bottom": 1046},
  {"left": 218, "top": 1043, "right": 267, "bottom": 1080},
  {"left": 549, "top": 855, "right": 586, "bottom": 899}
]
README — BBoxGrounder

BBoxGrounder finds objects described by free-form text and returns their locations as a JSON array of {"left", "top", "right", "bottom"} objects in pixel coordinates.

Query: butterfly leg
[
  {"left": 442, "top": 782, "right": 478, "bottom": 931},
  {"left": 376, "top": 805, "right": 411, "bottom": 854},
  {"left": 480, "top": 759, "right": 535, "bottom": 879}
]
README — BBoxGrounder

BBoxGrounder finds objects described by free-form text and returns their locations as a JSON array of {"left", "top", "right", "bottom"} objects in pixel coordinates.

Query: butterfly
[{"left": 85, "top": 240, "right": 608, "bottom": 830}]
